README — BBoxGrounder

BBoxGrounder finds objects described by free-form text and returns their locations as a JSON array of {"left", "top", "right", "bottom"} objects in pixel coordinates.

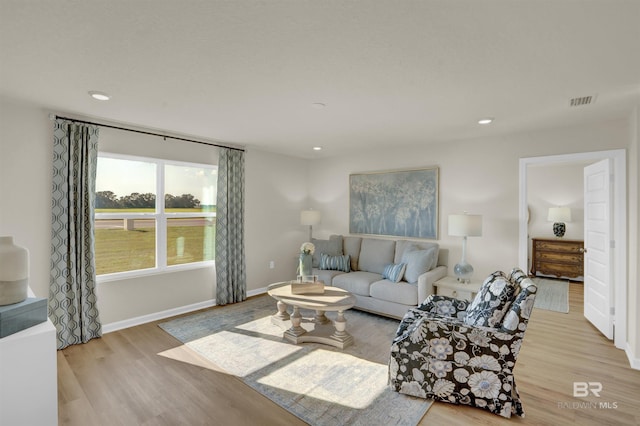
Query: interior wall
[
  {"left": 244, "top": 148, "right": 311, "bottom": 292},
  {"left": 310, "top": 119, "right": 631, "bottom": 282},
  {"left": 0, "top": 97, "right": 53, "bottom": 302},
  {"left": 527, "top": 162, "right": 586, "bottom": 242}
]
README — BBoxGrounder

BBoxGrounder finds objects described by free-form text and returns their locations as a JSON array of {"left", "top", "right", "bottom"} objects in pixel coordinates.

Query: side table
[{"left": 433, "top": 276, "right": 482, "bottom": 301}]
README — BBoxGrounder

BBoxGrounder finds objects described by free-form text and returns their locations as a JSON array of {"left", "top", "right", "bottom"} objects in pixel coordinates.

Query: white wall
[
  {"left": 310, "top": 119, "right": 631, "bottom": 281},
  {"left": 244, "top": 148, "right": 311, "bottom": 291},
  {"left": 0, "top": 97, "right": 53, "bottom": 301},
  {"left": 527, "top": 162, "right": 586, "bottom": 242}
]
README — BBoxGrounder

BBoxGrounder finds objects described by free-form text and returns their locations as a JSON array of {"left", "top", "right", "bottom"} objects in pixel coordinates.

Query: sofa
[{"left": 310, "top": 235, "right": 448, "bottom": 319}]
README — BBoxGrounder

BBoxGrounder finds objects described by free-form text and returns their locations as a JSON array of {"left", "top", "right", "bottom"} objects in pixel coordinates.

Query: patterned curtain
[
  {"left": 215, "top": 148, "right": 246, "bottom": 305},
  {"left": 49, "top": 119, "right": 102, "bottom": 350}
]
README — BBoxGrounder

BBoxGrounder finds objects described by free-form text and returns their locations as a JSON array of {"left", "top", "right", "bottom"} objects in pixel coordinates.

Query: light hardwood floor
[{"left": 58, "top": 283, "right": 640, "bottom": 426}]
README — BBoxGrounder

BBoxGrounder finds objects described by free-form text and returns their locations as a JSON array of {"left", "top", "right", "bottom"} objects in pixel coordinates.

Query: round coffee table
[{"left": 267, "top": 282, "right": 356, "bottom": 349}]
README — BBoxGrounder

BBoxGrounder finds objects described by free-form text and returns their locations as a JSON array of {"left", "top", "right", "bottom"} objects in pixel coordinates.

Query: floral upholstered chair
[{"left": 388, "top": 268, "right": 537, "bottom": 418}]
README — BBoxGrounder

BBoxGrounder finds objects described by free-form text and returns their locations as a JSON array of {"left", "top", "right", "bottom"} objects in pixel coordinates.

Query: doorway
[{"left": 518, "top": 149, "right": 627, "bottom": 349}]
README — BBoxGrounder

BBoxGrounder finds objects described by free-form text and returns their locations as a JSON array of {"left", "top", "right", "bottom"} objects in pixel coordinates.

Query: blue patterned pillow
[
  {"left": 383, "top": 263, "right": 407, "bottom": 283},
  {"left": 319, "top": 253, "right": 351, "bottom": 272}
]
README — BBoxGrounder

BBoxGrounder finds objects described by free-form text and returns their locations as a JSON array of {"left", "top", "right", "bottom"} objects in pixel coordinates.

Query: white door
[{"left": 583, "top": 159, "right": 613, "bottom": 339}]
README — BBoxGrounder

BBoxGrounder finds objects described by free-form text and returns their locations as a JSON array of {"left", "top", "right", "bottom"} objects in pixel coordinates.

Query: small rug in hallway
[
  {"left": 532, "top": 277, "right": 570, "bottom": 313},
  {"left": 159, "top": 295, "right": 432, "bottom": 426}
]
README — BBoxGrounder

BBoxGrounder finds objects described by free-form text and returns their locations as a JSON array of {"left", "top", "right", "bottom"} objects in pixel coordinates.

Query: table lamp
[
  {"left": 548, "top": 207, "right": 571, "bottom": 238},
  {"left": 448, "top": 213, "right": 483, "bottom": 283},
  {"left": 300, "top": 209, "right": 321, "bottom": 241}
]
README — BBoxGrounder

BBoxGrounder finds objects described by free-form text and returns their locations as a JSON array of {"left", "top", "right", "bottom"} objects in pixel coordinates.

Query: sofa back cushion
[
  {"left": 358, "top": 238, "right": 396, "bottom": 274},
  {"left": 311, "top": 235, "right": 343, "bottom": 268},
  {"left": 464, "top": 271, "right": 518, "bottom": 327},
  {"left": 343, "top": 236, "right": 362, "bottom": 271},
  {"left": 400, "top": 245, "right": 439, "bottom": 284},
  {"left": 394, "top": 240, "right": 439, "bottom": 267}
]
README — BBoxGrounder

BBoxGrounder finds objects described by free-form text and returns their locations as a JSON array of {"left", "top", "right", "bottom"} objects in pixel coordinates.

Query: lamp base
[
  {"left": 453, "top": 262, "right": 474, "bottom": 284},
  {"left": 553, "top": 222, "right": 566, "bottom": 238}
]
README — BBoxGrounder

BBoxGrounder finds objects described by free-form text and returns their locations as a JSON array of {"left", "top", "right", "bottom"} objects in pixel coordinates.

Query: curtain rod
[{"left": 54, "top": 115, "right": 245, "bottom": 152}]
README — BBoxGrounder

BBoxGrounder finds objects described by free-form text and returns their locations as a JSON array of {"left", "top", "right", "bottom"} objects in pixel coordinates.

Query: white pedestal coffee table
[{"left": 267, "top": 282, "right": 356, "bottom": 349}]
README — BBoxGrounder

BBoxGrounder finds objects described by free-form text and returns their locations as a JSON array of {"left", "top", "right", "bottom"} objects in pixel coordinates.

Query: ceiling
[{"left": 1, "top": 1, "right": 639, "bottom": 159}]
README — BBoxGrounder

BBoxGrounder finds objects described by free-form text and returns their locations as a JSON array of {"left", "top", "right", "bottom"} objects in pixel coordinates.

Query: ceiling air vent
[{"left": 569, "top": 95, "right": 596, "bottom": 107}]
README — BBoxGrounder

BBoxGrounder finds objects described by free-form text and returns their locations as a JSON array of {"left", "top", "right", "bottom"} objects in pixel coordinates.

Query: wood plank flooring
[{"left": 58, "top": 283, "right": 640, "bottom": 425}]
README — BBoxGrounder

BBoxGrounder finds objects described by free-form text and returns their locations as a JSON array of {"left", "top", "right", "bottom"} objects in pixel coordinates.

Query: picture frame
[{"left": 349, "top": 167, "right": 439, "bottom": 239}]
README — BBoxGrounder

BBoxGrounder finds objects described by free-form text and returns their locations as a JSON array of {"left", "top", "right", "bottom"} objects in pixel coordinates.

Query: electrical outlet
[{"left": 269, "top": 261, "right": 275, "bottom": 269}]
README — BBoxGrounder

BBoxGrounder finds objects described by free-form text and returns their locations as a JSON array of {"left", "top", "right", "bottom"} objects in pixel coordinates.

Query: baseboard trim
[
  {"left": 626, "top": 343, "right": 640, "bottom": 370},
  {"left": 102, "top": 299, "right": 216, "bottom": 334},
  {"left": 248, "top": 287, "right": 268, "bottom": 297}
]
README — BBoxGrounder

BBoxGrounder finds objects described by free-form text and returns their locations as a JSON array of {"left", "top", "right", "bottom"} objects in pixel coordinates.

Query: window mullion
[{"left": 156, "top": 160, "right": 167, "bottom": 269}]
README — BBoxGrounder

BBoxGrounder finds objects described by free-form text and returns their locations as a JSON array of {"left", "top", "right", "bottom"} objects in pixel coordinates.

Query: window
[{"left": 95, "top": 153, "right": 217, "bottom": 279}]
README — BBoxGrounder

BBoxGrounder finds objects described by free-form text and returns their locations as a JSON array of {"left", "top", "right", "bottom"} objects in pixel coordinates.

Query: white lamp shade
[
  {"left": 300, "top": 209, "right": 321, "bottom": 226},
  {"left": 448, "top": 214, "right": 483, "bottom": 237},
  {"left": 548, "top": 207, "right": 572, "bottom": 222}
]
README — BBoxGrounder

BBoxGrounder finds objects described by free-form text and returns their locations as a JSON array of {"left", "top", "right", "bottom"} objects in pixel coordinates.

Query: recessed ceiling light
[
  {"left": 478, "top": 117, "right": 494, "bottom": 125},
  {"left": 88, "top": 91, "right": 111, "bottom": 101},
  {"left": 313, "top": 146, "right": 322, "bottom": 151},
  {"left": 311, "top": 102, "right": 326, "bottom": 109}
]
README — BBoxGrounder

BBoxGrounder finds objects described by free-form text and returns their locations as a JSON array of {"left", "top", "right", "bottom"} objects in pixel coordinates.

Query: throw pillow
[
  {"left": 383, "top": 263, "right": 407, "bottom": 283},
  {"left": 464, "top": 271, "right": 518, "bottom": 328},
  {"left": 319, "top": 253, "right": 351, "bottom": 272},
  {"left": 401, "top": 246, "right": 438, "bottom": 284},
  {"left": 311, "top": 235, "right": 343, "bottom": 268},
  {"left": 499, "top": 279, "right": 537, "bottom": 332}
]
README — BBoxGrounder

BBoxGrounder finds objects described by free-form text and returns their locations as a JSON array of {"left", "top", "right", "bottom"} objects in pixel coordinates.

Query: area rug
[
  {"left": 532, "top": 277, "right": 570, "bottom": 313},
  {"left": 159, "top": 295, "right": 432, "bottom": 426}
]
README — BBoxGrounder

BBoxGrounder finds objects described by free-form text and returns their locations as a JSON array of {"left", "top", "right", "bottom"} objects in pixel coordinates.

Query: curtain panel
[
  {"left": 215, "top": 148, "right": 246, "bottom": 305},
  {"left": 49, "top": 119, "right": 102, "bottom": 350}
]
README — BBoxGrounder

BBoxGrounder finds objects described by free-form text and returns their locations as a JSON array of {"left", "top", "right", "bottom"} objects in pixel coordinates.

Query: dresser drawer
[
  {"left": 535, "top": 251, "right": 583, "bottom": 264},
  {"left": 534, "top": 261, "right": 583, "bottom": 278},
  {"left": 534, "top": 239, "right": 583, "bottom": 254}
]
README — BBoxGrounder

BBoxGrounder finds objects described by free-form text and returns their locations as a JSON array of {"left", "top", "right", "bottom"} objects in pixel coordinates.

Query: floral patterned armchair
[{"left": 388, "top": 268, "right": 537, "bottom": 418}]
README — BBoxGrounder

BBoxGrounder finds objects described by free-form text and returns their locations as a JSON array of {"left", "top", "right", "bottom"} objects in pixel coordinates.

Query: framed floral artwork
[{"left": 349, "top": 167, "right": 439, "bottom": 239}]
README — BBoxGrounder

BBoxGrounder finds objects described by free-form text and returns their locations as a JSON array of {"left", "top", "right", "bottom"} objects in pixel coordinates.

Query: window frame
[{"left": 95, "top": 152, "right": 217, "bottom": 283}]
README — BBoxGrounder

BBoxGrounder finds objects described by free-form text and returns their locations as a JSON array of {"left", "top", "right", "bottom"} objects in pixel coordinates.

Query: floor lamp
[
  {"left": 300, "top": 209, "right": 321, "bottom": 241},
  {"left": 448, "top": 213, "right": 483, "bottom": 283}
]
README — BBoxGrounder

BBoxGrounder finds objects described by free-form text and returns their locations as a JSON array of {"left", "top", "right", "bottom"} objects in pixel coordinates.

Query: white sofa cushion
[
  {"left": 311, "top": 235, "right": 343, "bottom": 268},
  {"left": 313, "top": 268, "right": 346, "bottom": 286},
  {"left": 332, "top": 271, "right": 382, "bottom": 296},
  {"left": 370, "top": 280, "right": 418, "bottom": 306},
  {"left": 358, "top": 238, "right": 396, "bottom": 274},
  {"left": 401, "top": 245, "right": 439, "bottom": 284},
  {"left": 343, "top": 236, "right": 362, "bottom": 271}
]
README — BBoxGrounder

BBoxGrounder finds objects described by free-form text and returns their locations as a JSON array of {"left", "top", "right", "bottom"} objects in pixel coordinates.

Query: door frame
[{"left": 518, "top": 149, "right": 627, "bottom": 349}]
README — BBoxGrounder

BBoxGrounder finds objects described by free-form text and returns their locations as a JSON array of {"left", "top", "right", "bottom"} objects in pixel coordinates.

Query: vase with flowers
[{"left": 298, "top": 242, "right": 315, "bottom": 277}]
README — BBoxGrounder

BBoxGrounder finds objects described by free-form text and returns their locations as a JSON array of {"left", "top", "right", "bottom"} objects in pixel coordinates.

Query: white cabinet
[{"left": 0, "top": 316, "right": 58, "bottom": 425}]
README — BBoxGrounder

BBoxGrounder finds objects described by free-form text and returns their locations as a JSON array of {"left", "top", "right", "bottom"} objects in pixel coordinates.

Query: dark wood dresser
[{"left": 530, "top": 238, "right": 584, "bottom": 280}]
